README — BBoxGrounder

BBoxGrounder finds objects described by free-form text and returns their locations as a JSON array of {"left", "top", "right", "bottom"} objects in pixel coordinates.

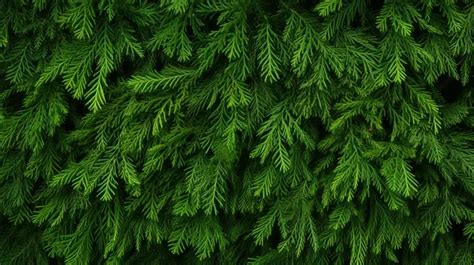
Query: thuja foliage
[{"left": 0, "top": 0, "right": 473, "bottom": 264}]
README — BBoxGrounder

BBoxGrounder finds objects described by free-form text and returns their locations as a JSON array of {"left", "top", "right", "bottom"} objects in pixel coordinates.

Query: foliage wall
[{"left": 0, "top": 0, "right": 473, "bottom": 264}]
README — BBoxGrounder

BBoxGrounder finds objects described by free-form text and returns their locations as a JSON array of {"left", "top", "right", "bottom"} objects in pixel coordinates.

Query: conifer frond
[
  {"left": 381, "top": 157, "right": 418, "bottom": 197},
  {"left": 329, "top": 203, "right": 356, "bottom": 230},
  {"left": 60, "top": 0, "right": 96, "bottom": 40},
  {"left": 161, "top": 0, "right": 190, "bottom": 14},
  {"left": 465, "top": 223, "right": 474, "bottom": 239},
  {"left": 257, "top": 21, "right": 282, "bottom": 83},
  {"left": 128, "top": 67, "right": 197, "bottom": 93},
  {"left": 315, "top": 0, "right": 343, "bottom": 17},
  {"left": 148, "top": 16, "right": 192, "bottom": 61}
]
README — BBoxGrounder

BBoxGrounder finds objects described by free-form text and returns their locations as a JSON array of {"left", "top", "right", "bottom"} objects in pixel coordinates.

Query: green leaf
[
  {"left": 128, "top": 67, "right": 197, "bottom": 93},
  {"left": 381, "top": 157, "right": 418, "bottom": 197}
]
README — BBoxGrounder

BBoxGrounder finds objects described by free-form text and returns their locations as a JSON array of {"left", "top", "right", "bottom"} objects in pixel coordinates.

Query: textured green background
[{"left": 0, "top": 0, "right": 473, "bottom": 264}]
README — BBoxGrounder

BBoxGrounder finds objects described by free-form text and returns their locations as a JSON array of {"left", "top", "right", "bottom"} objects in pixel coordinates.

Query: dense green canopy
[{"left": 0, "top": 0, "right": 473, "bottom": 264}]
